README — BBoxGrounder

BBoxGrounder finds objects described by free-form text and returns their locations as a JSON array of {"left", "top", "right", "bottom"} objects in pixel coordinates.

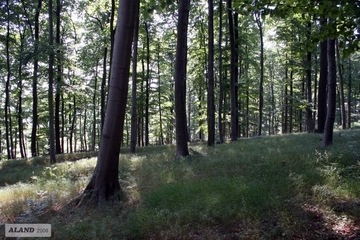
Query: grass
[{"left": 0, "top": 130, "right": 360, "bottom": 239}]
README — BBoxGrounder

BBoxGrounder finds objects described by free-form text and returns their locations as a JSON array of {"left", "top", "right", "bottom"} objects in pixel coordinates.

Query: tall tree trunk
[
  {"left": 92, "top": 62, "right": 99, "bottom": 151},
  {"left": 31, "top": 0, "right": 42, "bottom": 157},
  {"left": 234, "top": 12, "right": 239, "bottom": 138},
  {"left": 174, "top": 0, "right": 190, "bottom": 159},
  {"left": 207, "top": 0, "right": 215, "bottom": 146},
  {"left": 289, "top": 71, "right": 293, "bottom": 133},
  {"left": 69, "top": 94, "right": 76, "bottom": 153},
  {"left": 322, "top": 35, "right": 337, "bottom": 148},
  {"left": 61, "top": 94, "right": 65, "bottom": 152},
  {"left": 83, "top": 0, "right": 140, "bottom": 204},
  {"left": 227, "top": 0, "right": 237, "bottom": 141},
  {"left": 5, "top": 0, "right": 13, "bottom": 159},
  {"left": 313, "top": 52, "right": 318, "bottom": 127},
  {"left": 282, "top": 57, "right": 288, "bottom": 134},
  {"left": 245, "top": 44, "right": 250, "bottom": 137},
  {"left": 347, "top": 58, "right": 352, "bottom": 128},
  {"left": 18, "top": 31, "right": 26, "bottom": 159},
  {"left": 198, "top": 86, "right": 204, "bottom": 141},
  {"left": 335, "top": 39, "right": 346, "bottom": 129},
  {"left": 55, "top": 0, "right": 62, "bottom": 154},
  {"left": 83, "top": 107, "right": 87, "bottom": 150},
  {"left": 140, "top": 59, "right": 145, "bottom": 146},
  {"left": 157, "top": 45, "right": 164, "bottom": 145},
  {"left": 144, "top": 22, "right": 150, "bottom": 146},
  {"left": 317, "top": 19, "right": 328, "bottom": 133},
  {"left": 48, "top": 0, "right": 56, "bottom": 163},
  {"left": 306, "top": 21, "right": 314, "bottom": 132},
  {"left": 269, "top": 64, "right": 275, "bottom": 135},
  {"left": 218, "top": 0, "right": 224, "bottom": 143},
  {"left": 130, "top": 11, "right": 140, "bottom": 153},
  {"left": 255, "top": 12, "right": 264, "bottom": 136}
]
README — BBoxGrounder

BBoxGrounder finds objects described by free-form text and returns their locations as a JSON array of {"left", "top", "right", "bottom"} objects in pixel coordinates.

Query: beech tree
[
  {"left": 322, "top": 35, "right": 336, "bottom": 148},
  {"left": 83, "top": 0, "right": 140, "bottom": 203},
  {"left": 207, "top": 0, "right": 215, "bottom": 146},
  {"left": 174, "top": 0, "right": 190, "bottom": 159},
  {"left": 227, "top": 0, "right": 237, "bottom": 141},
  {"left": 48, "top": 0, "right": 56, "bottom": 164}
]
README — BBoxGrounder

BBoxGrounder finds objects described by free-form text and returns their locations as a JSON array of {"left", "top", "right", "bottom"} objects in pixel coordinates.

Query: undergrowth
[{"left": 0, "top": 130, "right": 359, "bottom": 239}]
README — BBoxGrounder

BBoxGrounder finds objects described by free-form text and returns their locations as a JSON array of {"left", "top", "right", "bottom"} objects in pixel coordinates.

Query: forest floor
[{"left": 0, "top": 129, "right": 360, "bottom": 239}]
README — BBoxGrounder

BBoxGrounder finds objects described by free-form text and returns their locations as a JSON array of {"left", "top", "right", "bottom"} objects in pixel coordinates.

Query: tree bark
[
  {"left": 347, "top": 58, "right": 352, "bottom": 128},
  {"left": 5, "top": 0, "right": 13, "bottom": 159},
  {"left": 48, "top": 0, "right": 56, "bottom": 164},
  {"left": 55, "top": 0, "right": 62, "bottom": 154},
  {"left": 144, "top": 22, "right": 150, "bottom": 146},
  {"left": 174, "top": 0, "right": 190, "bottom": 159},
  {"left": 317, "top": 19, "right": 328, "bottom": 133},
  {"left": 289, "top": 71, "right": 293, "bottom": 133},
  {"left": 83, "top": 0, "right": 139, "bottom": 204},
  {"left": 157, "top": 44, "right": 164, "bottom": 145},
  {"left": 335, "top": 39, "right": 346, "bottom": 129},
  {"left": 227, "top": 0, "right": 237, "bottom": 141},
  {"left": 255, "top": 12, "right": 264, "bottom": 136},
  {"left": 207, "top": 0, "right": 215, "bottom": 146},
  {"left": 130, "top": 11, "right": 140, "bottom": 154},
  {"left": 306, "top": 21, "right": 314, "bottom": 132},
  {"left": 218, "top": 0, "right": 224, "bottom": 143},
  {"left": 18, "top": 30, "right": 26, "bottom": 159},
  {"left": 322, "top": 36, "right": 336, "bottom": 148},
  {"left": 31, "top": 0, "right": 42, "bottom": 157},
  {"left": 91, "top": 62, "right": 99, "bottom": 151}
]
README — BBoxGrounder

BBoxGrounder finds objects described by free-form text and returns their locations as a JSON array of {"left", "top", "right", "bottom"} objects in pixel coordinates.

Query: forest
[
  {"left": 1, "top": 0, "right": 360, "bottom": 238},
  {"left": 1, "top": 0, "right": 359, "bottom": 160}
]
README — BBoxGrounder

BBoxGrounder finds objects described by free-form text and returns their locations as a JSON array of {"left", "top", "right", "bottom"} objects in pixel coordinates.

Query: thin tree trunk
[
  {"left": 31, "top": 0, "right": 42, "bottom": 157},
  {"left": 55, "top": 0, "right": 62, "bottom": 154},
  {"left": 144, "top": 22, "right": 150, "bottom": 146},
  {"left": 140, "top": 59, "right": 145, "bottom": 146},
  {"left": 48, "top": 0, "right": 56, "bottom": 163},
  {"left": 207, "top": 0, "right": 215, "bottom": 146},
  {"left": 5, "top": 0, "right": 12, "bottom": 159},
  {"left": 255, "top": 12, "right": 264, "bottom": 136},
  {"left": 218, "top": 0, "right": 224, "bottom": 143},
  {"left": 92, "top": 62, "right": 99, "bottom": 151},
  {"left": 83, "top": 107, "right": 87, "bottom": 150},
  {"left": 347, "top": 58, "right": 352, "bottom": 128},
  {"left": 69, "top": 94, "right": 76, "bottom": 153},
  {"left": 227, "top": 0, "right": 237, "bottom": 141},
  {"left": 157, "top": 45, "right": 164, "bottom": 145},
  {"left": 335, "top": 39, "right": 346, "bottom": 129},
  {"left": 283, "top": 57, "right": 288, "bottom": 134},
  {"left": 130, "top": 12, "right": 140, "bottom": 153},
  {"left": 234, "top": 12, "right": 239, "bottom": 138},
  {"left": 18, "top": 31, "right": 26, "bottom": 159},
  {"left": 174, "top": 0, "right": 190, "bottom": 159},
  {"left": 61, "top": 94, "right": 65, "bottom": 152},
  {"left": 306, "top": 21, "right": 314, "bottom": 132},
  {"left": 313, "top": 51, "right": 318, "bottom": 127},
  {"left": 322, "top": 36, "right": 337, "bottom": 148},
  {"left": 289, "top": 71, "right": 293, "bottom": 133}
]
